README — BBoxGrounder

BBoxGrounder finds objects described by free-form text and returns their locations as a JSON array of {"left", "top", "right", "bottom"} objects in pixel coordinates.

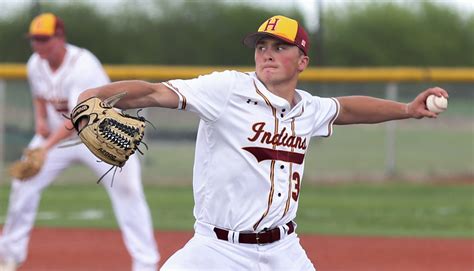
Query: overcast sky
[{"left": 1, "top": 0, "right": 473, "bottom": 30}]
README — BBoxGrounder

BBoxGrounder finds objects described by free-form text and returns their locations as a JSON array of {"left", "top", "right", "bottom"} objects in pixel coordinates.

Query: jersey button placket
[
  {"left": 279, "top": 107, "right": 287, "bottom": 119},
  {"left": 275, "top": 164, "right": 288, "bottom": 202}
]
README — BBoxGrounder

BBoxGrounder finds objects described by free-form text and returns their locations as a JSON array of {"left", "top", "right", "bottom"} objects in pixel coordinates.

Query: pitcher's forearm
[
  {"left": 335, "top": 96, "right": 410, "bottom": 124},
  {"left": 78, "top": 80, "right": 179, "bottom": 109},
  {"left": 335, "top": 87, "right": 448, "bottom": 125},
  {"left": 78, "top": 80, "right": 155, "bottom": 108}
]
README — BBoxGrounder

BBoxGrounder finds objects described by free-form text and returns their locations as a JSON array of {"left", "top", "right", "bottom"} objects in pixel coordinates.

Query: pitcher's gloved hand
[{"left": 70, "top": 93, "right": 146, "bottom": 167}]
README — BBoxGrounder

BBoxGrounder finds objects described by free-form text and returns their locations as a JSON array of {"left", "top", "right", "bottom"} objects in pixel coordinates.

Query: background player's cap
[
  {"left": 243, "top": 15, "right": 309, "bottom": 56},
  {"left": 27, "top": 13, "right": 65, "bottom": 38}
]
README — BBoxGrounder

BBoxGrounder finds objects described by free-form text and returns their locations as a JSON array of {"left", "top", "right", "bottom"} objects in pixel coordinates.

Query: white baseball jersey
[{"left": 164, "top": 70, "right": 339, "bottom": 232}]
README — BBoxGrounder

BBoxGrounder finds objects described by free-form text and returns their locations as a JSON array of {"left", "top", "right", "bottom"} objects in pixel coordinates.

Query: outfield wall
[{"left": 1, "top": 64, "right": 474, "bottom": 82}]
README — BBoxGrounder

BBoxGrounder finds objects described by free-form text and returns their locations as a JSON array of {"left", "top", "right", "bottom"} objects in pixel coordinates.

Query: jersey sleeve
[
  {"left": 67, "top": 50, "right": 110, "bottom": 111},
  {"left": 163, "top": 70, "right": 236, "bottom": 122},
  {"left": 311, "top": 97, "right": 340, "bottom": 137}
]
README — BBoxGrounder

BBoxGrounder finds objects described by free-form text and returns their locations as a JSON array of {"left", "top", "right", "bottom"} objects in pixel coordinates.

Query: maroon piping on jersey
[
  {"left": 252, "top": 81, "right": 278, "bottom": 230},
  {"left": 165, "top": 81, "right": 187, "bottom": 110},
  {"left": 324, "top": 97, "right": 340, "bottom": 137}
]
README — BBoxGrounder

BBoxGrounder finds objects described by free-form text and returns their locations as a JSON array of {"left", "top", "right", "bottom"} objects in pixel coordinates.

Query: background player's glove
[
  {"left": 70, "top": 93, "right": 146, "bottom": 168},
  {"left": 9, "top": 148, "right": 46, "bottom": 180}
]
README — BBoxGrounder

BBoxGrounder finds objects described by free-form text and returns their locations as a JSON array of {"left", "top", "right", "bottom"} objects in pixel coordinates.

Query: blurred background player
[{"left": 0, "top": 13, "right": 159, "bottom": 271}]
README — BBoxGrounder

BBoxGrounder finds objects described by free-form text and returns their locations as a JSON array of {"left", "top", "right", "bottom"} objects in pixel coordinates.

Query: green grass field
[{"left": 0, "top": 182, "right": 472, "bottom": 238}]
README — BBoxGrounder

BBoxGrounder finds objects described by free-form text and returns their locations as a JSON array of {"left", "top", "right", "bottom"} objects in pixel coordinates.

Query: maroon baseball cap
[{"left": 243, "top": 15, "right": 310, "bottom": 56}]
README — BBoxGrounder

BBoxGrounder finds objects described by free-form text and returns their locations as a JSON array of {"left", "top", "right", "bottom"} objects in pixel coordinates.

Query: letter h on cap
[{"left": 263, "top": 18, "right": 279, "bottom": 31}]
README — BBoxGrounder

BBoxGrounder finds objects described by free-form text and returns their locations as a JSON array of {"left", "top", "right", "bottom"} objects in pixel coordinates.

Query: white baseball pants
[{"left": 160, "top": 220, "right": 315, "bottom": 271}]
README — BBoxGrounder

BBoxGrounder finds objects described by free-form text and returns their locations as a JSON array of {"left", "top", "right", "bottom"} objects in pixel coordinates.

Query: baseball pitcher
[{"left": 72, "top": 15, "right": 448, "bottom": 270}]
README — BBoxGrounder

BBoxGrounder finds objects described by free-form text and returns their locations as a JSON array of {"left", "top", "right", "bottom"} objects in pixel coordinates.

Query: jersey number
[{"left": 291, "top": 172, "right": 301, "bottom": 201}]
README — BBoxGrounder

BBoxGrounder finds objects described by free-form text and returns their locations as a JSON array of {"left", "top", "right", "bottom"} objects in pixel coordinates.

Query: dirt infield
[{"left": 17, "top": 228, "right": 473, "bottom": 271}]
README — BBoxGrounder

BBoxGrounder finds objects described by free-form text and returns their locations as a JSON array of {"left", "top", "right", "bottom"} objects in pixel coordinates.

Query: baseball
[{"left": 426, "top": 94, "right": 448, "bottom": 113}]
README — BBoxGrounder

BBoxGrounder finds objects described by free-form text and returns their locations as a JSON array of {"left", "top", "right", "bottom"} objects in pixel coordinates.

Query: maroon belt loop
[
  {"left": 287, "top": 220, "right": 295, "bottom": 235},
  {"left": 213, "top": 227, "right": 229, "bottom": 241},
  {"left": 213, "top": 221, "right": 294, "bottom": 245}
]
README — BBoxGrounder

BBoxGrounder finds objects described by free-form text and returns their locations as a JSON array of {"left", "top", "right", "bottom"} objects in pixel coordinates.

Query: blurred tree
[
  {"left": 107, "top": 0, "right": 302, "bottom": 65},
  {"left": 0, "top": 0, "right": 301, "bottom": 65},
  {"left": 324, "top": 1, "right": 474, "bottom": 66},
  {"left": 0, "top": 10, "right": 33, "bottom": 63},
  {"left": 0, "top": 0, "right": 471, "bottom": 66}
]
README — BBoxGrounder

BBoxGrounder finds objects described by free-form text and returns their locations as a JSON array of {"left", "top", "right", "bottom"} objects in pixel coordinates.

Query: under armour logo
[
  {"left": 301, "top": 40, "right": 306, "bottom": 47},
  {"left": 263, "top": 18, "right": 279, "bottom": 31},
  {"left": 247, "top": 99, "right": 258, "bottom": 105}
]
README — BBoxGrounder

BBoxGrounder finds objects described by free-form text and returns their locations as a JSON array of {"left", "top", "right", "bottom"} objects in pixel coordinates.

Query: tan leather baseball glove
[
  {"left": 9, "top": 148, "right": 46, "bottom": 180},
  {"left": 70, "top": 93, "right": 146, "bottom": 168}
]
